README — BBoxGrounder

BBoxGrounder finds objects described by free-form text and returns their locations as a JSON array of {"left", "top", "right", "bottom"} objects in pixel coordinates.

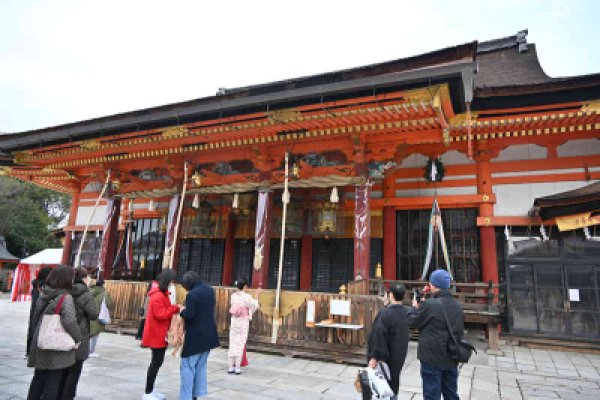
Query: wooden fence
[{"left": 101, "top": 278, "right": 503, "bottom": 361}]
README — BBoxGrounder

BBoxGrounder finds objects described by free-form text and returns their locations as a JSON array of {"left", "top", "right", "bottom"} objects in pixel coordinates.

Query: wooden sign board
[
  {"left": 306, "top": 300, "right": 315, "bottom": 327},
  {"left": 330, "top": 299, "right": 351, "bottom": 317}
]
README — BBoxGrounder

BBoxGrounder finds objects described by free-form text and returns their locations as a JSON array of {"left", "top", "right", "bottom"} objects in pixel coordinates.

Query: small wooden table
[{"left": 315, "top": 322, "right": 364, "bottom": 344}]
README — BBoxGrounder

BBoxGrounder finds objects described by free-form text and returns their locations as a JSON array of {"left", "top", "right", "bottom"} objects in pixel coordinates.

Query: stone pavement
[{"left": 1, "top": 294, "right": 600, "bottom": 399}]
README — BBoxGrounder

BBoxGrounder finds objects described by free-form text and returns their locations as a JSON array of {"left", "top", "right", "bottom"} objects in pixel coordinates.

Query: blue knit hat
[{"left": 429, "top": 269, "right": 451, "bottom": 289}]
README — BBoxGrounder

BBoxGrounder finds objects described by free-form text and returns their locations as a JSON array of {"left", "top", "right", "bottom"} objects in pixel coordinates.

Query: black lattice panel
[
  {"left": 269, "top": 239, "right": 301, "bottom": 290},
  {"left": 396, "top": 209, "right": 480, "bottom": 283},
  {"left": 233, "top": 239, "right": 254, "bottom": 286}
]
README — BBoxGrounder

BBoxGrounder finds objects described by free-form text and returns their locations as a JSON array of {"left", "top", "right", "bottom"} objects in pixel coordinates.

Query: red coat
[{"left": 141, "top": 286, "right": 179, "bottom": 349}]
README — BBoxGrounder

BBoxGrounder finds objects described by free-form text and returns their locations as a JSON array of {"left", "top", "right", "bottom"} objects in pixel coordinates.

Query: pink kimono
[{"left": 228, "top": 291, "right": 259, "bottom": 369}]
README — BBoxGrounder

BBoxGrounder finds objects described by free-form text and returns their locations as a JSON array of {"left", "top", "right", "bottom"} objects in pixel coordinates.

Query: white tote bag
[
  {"left": 366, "top": 362, "right": 394, "bottom": 399},
  {"left": 37, "top": 294, "right": 77, "bottom": 351},
  {"left": 98, "top": 296, "right": 111, "bottom": 325}
]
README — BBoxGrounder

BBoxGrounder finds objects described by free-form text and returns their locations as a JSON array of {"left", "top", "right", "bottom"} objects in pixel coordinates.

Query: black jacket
[
  {"left": 408, "top": 290, "right": 464, "bottom": 369},
  {"left": 367, "top": 303, "right": 410, "bottom": 394},
  {"left": 27, "top": 278, "right": 43, "bottom": 356},
  {"left": 180, "top": 281, "right": 220, "bottom": 358}
]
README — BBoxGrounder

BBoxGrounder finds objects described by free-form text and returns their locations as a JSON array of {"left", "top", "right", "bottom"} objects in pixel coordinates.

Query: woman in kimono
[{"left": 227, "top": 277, "right": 259, "bottom": 375}]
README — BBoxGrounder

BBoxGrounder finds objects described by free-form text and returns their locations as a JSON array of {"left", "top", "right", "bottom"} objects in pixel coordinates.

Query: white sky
[{"left": 1, "top": 0, "right": 599, "bottom": 133}]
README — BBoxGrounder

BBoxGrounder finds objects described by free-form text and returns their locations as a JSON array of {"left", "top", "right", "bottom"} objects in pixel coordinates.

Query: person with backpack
[
  {"left": 27, "top": 265, "right": 82, "bottom": 400},
  {"left": 60, "top": 267, "right": 99, "bottom": 400},
  {"left": 178, "top": 271, "right": 220, "bottom": 399},
  {"left": 408, "top": 269, "right": 465, "bottom": 400},
  {"left": 89, "top": 278, "right": 114, "bottom": 357},
  {"left": 227, "top": 277, "right": 259, "bottom": 375}
]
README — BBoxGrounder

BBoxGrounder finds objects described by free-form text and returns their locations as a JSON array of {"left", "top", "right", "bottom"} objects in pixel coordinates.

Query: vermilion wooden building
[{"left": 1, "top": 30, "right": 599, "bottom": 342}]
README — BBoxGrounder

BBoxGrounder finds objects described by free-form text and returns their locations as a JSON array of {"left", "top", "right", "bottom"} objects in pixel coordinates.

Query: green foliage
[{"left": 0, "top": 176, "right": 71, "bottom": 258}]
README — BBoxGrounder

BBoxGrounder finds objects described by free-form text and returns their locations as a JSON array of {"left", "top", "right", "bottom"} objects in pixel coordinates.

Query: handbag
[
  {"left": 436, "top": 298, "right": 477, "bottom": 363},
  {"left": 98, "top": 296, "right": 111, "bottom": 325},
  {"left": 37, "top": 294, "right": 77, "bottom": 351},
  {"left": 366, "top": 363, "right": 394, "bottom": 399}
]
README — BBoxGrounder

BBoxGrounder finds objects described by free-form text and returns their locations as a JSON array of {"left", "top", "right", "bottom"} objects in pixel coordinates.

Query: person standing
[
  {"left": 227, "top": 277, "right": 259, "bottom": 375},
  {"left": 409, "top": 269, "right": 464, "bottom": 400},
  {"left": 27, "top": 265, "right": 82, "bottom": 400},
  {"left": 142, "top": 269, "right": 180, "bottom": 400},
  {"left": 27, "top": 266, "right": 53, "bottom": 357},
  {"left": 179, "top": 271, "right": 220, "bottom": 399},
  {"left": 89, "top": 278, "right": 114, "bottom": 357},
  {"left": 61, "top": 268, "right": 99, "bottom": 400},
  {"left": 367, "top": 282, "right": 410, "bottom": 399}
]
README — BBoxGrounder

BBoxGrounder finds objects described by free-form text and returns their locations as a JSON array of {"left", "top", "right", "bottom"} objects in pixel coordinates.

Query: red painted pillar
[
  {"left": 98, "top": 197, "right": 121, "bottom": 279},
  {"left": 476, "top": 148, "right": 498, "bottom": 285},
  {"left": 354, "top": 183, "right": 372, "bottom": 283},
  {"left": 299, "top": 234, "right": 313, "bottom": 291},
  {"left": 62, "top": 191, "right": 80, "bottom": 265},
  {"left": 251, "top": 190, "right": 273, "bottom": 288},
  {"left": 222, "top": 211, "right": 236, "bottom": 286},
  {"left": 382, "top": 172, "right": 397, "bottom": 281}
]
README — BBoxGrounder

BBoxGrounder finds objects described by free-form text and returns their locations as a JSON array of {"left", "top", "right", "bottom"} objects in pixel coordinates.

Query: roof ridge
[{"left": 477, "top": 29, "right": 529, "bottom": 54}]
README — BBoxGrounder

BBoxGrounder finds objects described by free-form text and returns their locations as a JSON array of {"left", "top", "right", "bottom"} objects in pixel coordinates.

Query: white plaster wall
[
  {"left": 75, "top": 205, "right": 107, "bottom": 226},
  {"left": 494, "top": 144, "right": 547, "bottom": 161},
  {"left": 396, "top": 186, "right": 477, "bottom": 198},
  {"left": 440, "top": 150, "right": 474, "bottom": 165},
  {"left": 557, "top": 139, "right": 600, "bottom": 157},
  {"left": 399, "top": 153, "right": 428, "bottom": 168},
  {"left": 132, "top": 202, "right": 170, "bottom": 210},
  {"left": 493, "top": 180, "right": 596, "bottom": 216}
]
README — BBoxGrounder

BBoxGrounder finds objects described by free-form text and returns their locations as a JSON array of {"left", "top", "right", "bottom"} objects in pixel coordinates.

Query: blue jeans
[
  {"left": 180, "top": 351, "right": 210, "bottom": 399},
  {"left": 420, "top": 361, "right": 458, "bottom": 400}
]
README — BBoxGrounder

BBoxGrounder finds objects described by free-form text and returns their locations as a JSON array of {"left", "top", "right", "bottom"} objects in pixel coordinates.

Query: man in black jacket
[
  {"left": 179, "top": 271, "right": 220, "bottom": 400},
  {"left": 409, "top": 269, "right": 464, "bottom": 400},
  {"left": 367, "top": 282, "right": 410, "bottom": 399}
]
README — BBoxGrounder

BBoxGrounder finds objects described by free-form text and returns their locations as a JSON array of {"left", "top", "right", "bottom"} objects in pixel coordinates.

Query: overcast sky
[{"left": 1, "top": 0, "right": 599, "bottom": 133}]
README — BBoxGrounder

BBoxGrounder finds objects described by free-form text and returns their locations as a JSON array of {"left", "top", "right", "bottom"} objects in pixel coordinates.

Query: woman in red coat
[{"left": 141, "top": 269, "right": 180, "bottom": 400}]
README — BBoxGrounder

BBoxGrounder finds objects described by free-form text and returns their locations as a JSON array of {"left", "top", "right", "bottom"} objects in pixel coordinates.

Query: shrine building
[{"left": 1, "top": 30, "right": 599, "bottom": 343}]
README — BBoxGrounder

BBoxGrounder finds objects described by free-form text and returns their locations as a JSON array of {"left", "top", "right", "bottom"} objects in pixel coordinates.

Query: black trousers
[
  {"left": 60, "top": 360, "right": 84, "bottom": 400},
  {"left": 146, "top": 347, "right": 166, "bottom": 394},
  {"left": 27, "top": 368, "right": 67, "bottom": 400}
]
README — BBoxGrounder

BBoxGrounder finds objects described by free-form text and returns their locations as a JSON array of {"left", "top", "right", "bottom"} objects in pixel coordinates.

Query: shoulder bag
[
  {"left": 37, "top": 294, "right": 77, "bottom": 351},
  {"left": 436, "top": 298, "right": 477, "bottom": 363},
  {"left": 98, "top": 295, "right": 111, "bottom": 325}
]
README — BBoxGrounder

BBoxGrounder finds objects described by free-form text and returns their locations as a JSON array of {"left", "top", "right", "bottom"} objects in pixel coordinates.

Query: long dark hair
[{"left": 156, "top": 269, "right": 177, "bottom": 293}]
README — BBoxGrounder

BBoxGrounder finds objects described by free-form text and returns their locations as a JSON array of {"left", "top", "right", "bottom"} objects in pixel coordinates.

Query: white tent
[{"left": 11, "top": 248, "right": 63, "bottom": 301}]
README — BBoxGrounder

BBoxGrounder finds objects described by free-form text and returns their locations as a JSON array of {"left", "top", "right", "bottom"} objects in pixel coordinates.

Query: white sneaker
[
  {"left": 142, "top": 394, "right": 158, "bottom": 400},
  {"left": 228, "top": 367, "right": 235, "bottom": 374},
  {"left": 234, "top": 367, "right": 241, "bottom": 375},
  {"left": 89, "top": 353, "right": 99, "bottom": 358},
  {"left": 150, "top": 390, "right": 166, "bottom": 400}
]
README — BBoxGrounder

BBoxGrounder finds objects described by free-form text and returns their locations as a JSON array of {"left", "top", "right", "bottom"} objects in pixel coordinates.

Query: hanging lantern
[
  {"left": 232, "top": 193, "right": 239, "bottom": 209},
  {"left": 148, "top": 199, "right": 156, "bottom": 212},
  {"left": 330, "top": 186, "right": 339, "bottom": 204},
  {"left": 292, "top": 163, "right": 300, "bottom": 178},
  {"left": 318, "top": 204, "right": 337, "bottom": 233},
  {"left": 128, "top": 199, "right": 134, "bottom": 212},
  {"left": 95, "top": 229, "right": 100, "bottom": 238},
  {"left": 192, "top": 170, "right": 202, "bottom": 187},
  {"left": 71, "top": 231, "right": 75, "bottom": 240},
  {"left": 192, "top": 193, "right": 200, "bottom": 209}
]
